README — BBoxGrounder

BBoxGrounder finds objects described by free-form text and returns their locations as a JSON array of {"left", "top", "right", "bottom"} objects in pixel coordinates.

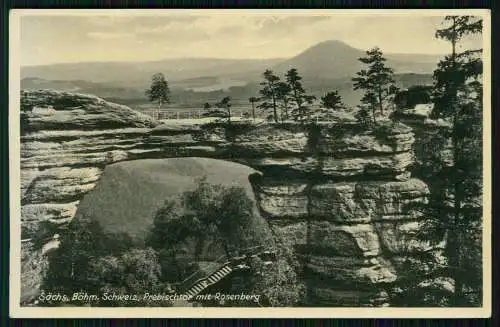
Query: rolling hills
[{"left": 21, "top": 40, "right": 438, "bottom": 109}]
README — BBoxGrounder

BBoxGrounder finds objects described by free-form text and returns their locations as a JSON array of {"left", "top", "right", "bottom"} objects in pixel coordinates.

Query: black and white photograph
[{"left": 9, "top": 9, "right": 491, "bottom": 318}]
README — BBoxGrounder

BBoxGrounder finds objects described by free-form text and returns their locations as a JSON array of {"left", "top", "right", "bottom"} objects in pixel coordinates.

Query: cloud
[
  {"left": 86, "top": 15, "right": 203, "bottom": 32},
  {"left": 87, "top": 31, "right": 134, "bottom": 40},
  {"left": 85, "top": 16, "right": 136, "bottom": 27},
  {"left": 258, "top": 15, "right": 332, "bottom": 30},
  {"left": 19, "top": 12, "right": 486, "bottom": 66}
]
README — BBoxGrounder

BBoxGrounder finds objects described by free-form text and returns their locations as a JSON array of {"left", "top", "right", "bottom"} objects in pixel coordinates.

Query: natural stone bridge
[{"left": 19, "top": 89, "right": 445, "bottom": 306}]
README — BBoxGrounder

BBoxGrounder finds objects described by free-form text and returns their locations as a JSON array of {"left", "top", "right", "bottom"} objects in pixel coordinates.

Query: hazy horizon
[
  {"left": 20, "top": 56, "right": 289, "bottom": 68},
  {"left": 20, "top": 39, "right": 446, "bottom": 68},
  {"left": 19, "top": 12, "right": 483, "bottom": 67}
]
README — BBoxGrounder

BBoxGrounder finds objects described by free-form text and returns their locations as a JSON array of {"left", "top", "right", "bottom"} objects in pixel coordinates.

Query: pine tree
[
  {"left": 216, "top": 96, "right": 232, "bottom": 123},
  {"left": 285, "top": 68, "right": 316, "bottom": 122},
  {"left": 354, "top": 106, "right": 372, "bottom": 128},
  {"left": 248, "top": 97, "right": 259, "bottom": 121},
  {"left": 432, "top": 15, "right": 483, "bottom": 307},
  {"left": 320, "top": 90, "right": 345, "bottom": 119},
  {"left": 258, "top": 69, "right": 280, "bottom": 123},
  {"left": 321, "top": 90, "right": 343, "bottom": 110},
  {"left": 145, "top": 73, "right": 171, "bottom": 119},
  {"left": 275, "top": 82, "right": 292, "bottom": 122},
  {"left": 352, "top": 47, "right": 397, "bottom": 123},
  {"left": 409, "top": 15, "right": 483, "bottom": 307}
]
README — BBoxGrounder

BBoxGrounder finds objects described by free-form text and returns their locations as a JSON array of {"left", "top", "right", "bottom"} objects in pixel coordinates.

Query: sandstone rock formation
[{"left": 19, "top": 89, "right": 437, "bottom": 306}]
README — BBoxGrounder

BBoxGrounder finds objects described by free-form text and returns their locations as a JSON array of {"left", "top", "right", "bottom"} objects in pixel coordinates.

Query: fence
[
  {"left": 140, "top": 108, "right": 251, "bottom": 120},
  {"left": 140, "top": 106, "right": 350, "bottom": 123}
]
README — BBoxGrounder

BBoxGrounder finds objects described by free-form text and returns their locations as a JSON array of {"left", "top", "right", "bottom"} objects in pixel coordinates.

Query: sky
[{"left": 17, "top": 11, "right": 485, "bottom": 66}]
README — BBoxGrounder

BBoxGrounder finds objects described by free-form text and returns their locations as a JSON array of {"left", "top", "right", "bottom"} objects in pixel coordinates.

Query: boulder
[{"left": 21, "top": 89, "right": 156, "bottom": 132}]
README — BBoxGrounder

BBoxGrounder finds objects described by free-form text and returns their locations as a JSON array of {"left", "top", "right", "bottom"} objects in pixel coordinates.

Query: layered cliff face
[
  {"left": 20, "top": 89, "right": 439, "bottom": 306},
  {"left": 248, "top": 125, "right": 433, "bottom": 306}
]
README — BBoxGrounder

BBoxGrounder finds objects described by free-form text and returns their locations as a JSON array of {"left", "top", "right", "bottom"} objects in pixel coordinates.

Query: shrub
[
  {"left": 42, "top": 218, "right": 169, "bottom": 307},
  {"left": 224, "top": 234, "right": 306, "bottom": 307},
  {"left": 355, "top": 107, "right": 373, "bottom": 128},
  {"left": 146, "top": 177, "right": 263, "bottom": 283},
  {"left": 87, "top": 248, "right": 171, "bottom": 307}
]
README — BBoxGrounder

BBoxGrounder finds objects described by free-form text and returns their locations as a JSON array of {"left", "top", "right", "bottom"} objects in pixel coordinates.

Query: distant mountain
[
  {"left": 21, "top": 40, "right": 441, "bottom": 86},
  {"left": 271, "top": 40, "right": 440, "bottom": 80}
]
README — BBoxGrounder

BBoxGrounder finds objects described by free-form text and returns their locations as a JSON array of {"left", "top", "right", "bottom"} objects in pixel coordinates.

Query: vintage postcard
[{"left": 9, "top": 9, "right": 491, "bottom": 318}]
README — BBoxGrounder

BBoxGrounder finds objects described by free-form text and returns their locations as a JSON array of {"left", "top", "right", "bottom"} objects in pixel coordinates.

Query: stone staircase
[
  {"left": 178, "top": 246, "right": 276, "bottom": 300},
  {"left": 184, "top": 265, "right": 233, "bottom": 298}
]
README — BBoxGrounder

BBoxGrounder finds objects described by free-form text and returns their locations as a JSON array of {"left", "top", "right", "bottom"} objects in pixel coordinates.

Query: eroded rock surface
[{"left": 19, "top": 90, "right": 437, "bottom": 307}]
